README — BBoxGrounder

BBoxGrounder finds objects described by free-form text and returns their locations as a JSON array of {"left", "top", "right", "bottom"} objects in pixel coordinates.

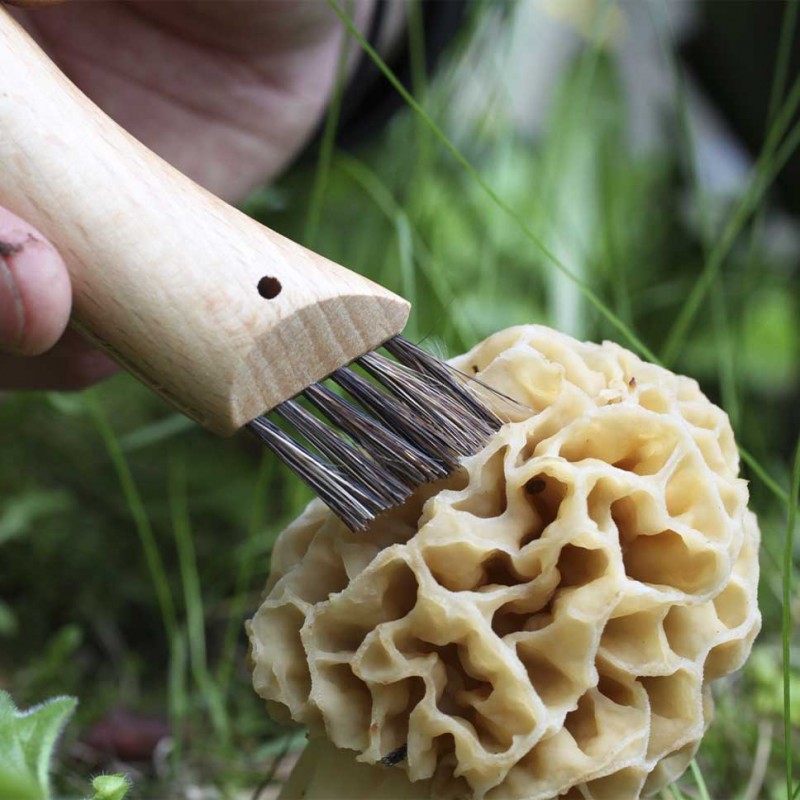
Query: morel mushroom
[{"left": 247, "top": 325, "right": 761, "bottom": 799}]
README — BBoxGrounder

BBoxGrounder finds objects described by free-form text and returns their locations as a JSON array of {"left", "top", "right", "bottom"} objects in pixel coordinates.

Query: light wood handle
[{"left": 0, "top": 9, "right": 410, "bottom": 435}]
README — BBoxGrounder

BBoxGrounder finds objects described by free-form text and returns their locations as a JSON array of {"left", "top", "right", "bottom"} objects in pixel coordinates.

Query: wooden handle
[{"left": 0, "top": 9, "right": 410, "bottom": 435}]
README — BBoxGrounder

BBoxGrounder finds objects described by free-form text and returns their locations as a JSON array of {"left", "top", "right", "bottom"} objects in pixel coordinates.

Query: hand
[{"left": 0, "top": 0, "right": 376, "bottom": 390}]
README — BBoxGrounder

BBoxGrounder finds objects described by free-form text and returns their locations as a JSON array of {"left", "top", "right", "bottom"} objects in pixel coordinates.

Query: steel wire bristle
[{"left": 248, "top": 335, "right": 505, "bottom": 531}]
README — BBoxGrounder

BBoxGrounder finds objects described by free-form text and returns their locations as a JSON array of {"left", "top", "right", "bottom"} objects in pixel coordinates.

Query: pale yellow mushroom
[{"left": 247, "top": 325, "right": 761, "bottom": 800}]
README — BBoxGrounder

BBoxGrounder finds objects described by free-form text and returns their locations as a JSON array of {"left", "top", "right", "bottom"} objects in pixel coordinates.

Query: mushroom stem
[{"left": 280, "top": 739, "right": 432, "bottom": 799}]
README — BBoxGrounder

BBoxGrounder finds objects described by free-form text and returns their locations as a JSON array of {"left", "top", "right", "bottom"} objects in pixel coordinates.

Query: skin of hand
[{"left": 0, "top": 0, "right": 376, "bottom": 390}]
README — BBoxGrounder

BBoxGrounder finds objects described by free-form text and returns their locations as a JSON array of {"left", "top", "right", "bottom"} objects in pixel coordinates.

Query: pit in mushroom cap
[{"left": 247, "top": 325, "right": 761, "bottom": 800}]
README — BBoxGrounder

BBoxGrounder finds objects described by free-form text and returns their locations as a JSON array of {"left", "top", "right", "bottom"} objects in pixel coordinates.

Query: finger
[
  {"left": 0, "top": 329, "right": 118, "bottom": 391},
  {"left": 0, "top": 206, "right": 71, "bottom": 355},
  {"left": 132, "top": 1, "right": 344, "bottom": 52}
]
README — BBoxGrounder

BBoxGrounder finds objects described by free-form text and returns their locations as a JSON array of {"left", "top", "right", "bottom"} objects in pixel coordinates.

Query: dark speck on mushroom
[
  {"left": 525, "top": 477, "right": 546, "bottom": 494},
  {"left": 378, "top": 744, "right": 407, "bottom": 766}
]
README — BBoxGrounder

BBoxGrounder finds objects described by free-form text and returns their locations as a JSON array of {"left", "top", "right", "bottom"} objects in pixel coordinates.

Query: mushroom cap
[{"left": 248, "top": 325, "right": 761, "bottom": 799}]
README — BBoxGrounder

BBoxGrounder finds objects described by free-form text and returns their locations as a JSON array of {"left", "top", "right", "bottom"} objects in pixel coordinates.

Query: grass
[
  {"left": 88, "top": 394, "right": 177, "bottom": 642},
  {"left": 329, "top": 0, "right": 657, "bottom": 363},
  {"left": 323, "top": 5, "right": 800, "bottom": 797},
  {"left": 785, "top": 438, "right": 800, "bottom": 799},
  {"left": 0, "top": 1, "right": 798, "bottom": 798}
]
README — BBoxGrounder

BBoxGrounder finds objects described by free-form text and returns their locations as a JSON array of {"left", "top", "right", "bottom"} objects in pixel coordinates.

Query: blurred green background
[{"left": 1, "top": 1, "right": 798, "bottom": 798}]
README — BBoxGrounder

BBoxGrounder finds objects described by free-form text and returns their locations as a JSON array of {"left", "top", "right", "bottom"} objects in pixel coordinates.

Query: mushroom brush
[{"left": 0, "top": 9, "right": 501, "bottom": 530}]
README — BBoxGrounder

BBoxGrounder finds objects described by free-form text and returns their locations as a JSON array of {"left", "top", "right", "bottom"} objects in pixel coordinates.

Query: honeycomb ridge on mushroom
[{"left": 248, "top": 325, "right": 761, "bottom": 800}]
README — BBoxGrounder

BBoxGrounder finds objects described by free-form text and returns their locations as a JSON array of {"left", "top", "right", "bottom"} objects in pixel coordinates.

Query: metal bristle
[{"left": 250, "top": 335, "right": 506, "bottom": 532}]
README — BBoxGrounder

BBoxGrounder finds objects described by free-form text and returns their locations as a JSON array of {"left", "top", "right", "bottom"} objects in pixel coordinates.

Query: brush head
[{"left": 247, "top": 336, "right": 504, "bottom": 530}]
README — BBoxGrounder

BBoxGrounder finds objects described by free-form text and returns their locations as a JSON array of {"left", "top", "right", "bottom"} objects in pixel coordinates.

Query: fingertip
[{"left": 0, "top": 207, "right": 71, "bottom": 356}]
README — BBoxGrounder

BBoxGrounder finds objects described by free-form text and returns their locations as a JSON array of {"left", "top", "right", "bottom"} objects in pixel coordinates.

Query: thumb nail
[{"left": 0, "top": 240, "right": 25, "bottom": 353}]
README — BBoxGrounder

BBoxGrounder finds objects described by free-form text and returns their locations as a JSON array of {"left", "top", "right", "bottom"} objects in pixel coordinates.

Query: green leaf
[
  {"left": 0, "top": 692, "right": 77, "bottom": 800},
  {"left": 45, "top": 391, "right": 89, "bottom": 418},
  {"left": 89, "top": 774, "right": 131, "bottom": 800},
  {"left": 118, "top": 414, "right": 195, "bottom": 452},
  {"left": 0, "top": 491, "right": 74, "bottom": 546}
]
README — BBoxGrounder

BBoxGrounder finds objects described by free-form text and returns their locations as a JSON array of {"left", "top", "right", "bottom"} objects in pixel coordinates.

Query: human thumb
[{"left": 0, "top": 207, "right": 71, "bottom": 355}]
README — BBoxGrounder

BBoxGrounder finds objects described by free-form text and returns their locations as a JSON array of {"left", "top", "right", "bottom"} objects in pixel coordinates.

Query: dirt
[{"left": 0, "top": 240, "right": 23, "bottom": 258}]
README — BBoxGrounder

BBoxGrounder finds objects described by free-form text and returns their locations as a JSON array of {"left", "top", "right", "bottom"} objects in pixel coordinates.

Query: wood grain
[{"left": 0, "top": 8, "right": 410, "bottom": 434}]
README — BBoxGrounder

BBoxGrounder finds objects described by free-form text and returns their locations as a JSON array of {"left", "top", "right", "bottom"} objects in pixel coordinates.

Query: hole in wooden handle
[{"left": 257, "top": 276, "right": 282, "bottom": 299}]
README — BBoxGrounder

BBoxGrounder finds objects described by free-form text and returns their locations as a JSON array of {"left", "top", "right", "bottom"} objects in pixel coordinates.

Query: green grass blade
[
  {"left": 333, "top": 155, "right": 420, "bottom": 323},
  {"left": 334, "top": 154, "right": 475, "bottom": 346},
  {"left": 169, "top": 457, "right": 207, "bottom": 679},
  {"left": 394, "top": 212, "right": 418, "bottom": 340},
  {"left": 404, "top": 0, "right": 440, "bottom": 213},
  {"left": 767, "top": 0, "right": 799, "bottom": 125},
  {"left": 662, "top": 82, "right": 800, "bottom": 364},
  {"left": 326, "top": 0, "right": 656, "bottom": 363},
  {"left": 663, "top": 783, "right": 689, "bottom": 800},
  {"left": 218, "top": 453, "right": 273, "bottom": 695},
  {"left": 119, "top": 414, "right": 194, "bottom": 453},
  {"left": 87, "top": 393, "right": 177, "bottom": 640},
  {"left": 710, "top": 280, "right": 740, "bottom": 427},
  {"left": 647, "top": 0, "right": 714, "bottom": 240},
  {"left": 328, "top": 0, "right": 799, "bottom": 531},
  {"left": 690, "top": 759, "right": 712, "bottom": 800},
  {"left": 169, "top": 455, "right": 230, "bottom": 743},
  {"left": 303, "top": 0, "right": 352, "bottom": 248},
  {"left": 784, "top": 436, "right": 800, "bottom": 799},
  {"left": 647, "top": 0, "right": 739, "bottom": 416},
  {"left": 739, "top": 0, "right": 799, "bottom": 411},
  {"left": 739, "top": 446, "right": 797, "bottom": 512},
  {"left": 407, "top": 0, "right": 428, "bottom": 100},
  {"left": 329, "top": 154, "right": 419, "bottom": 324},
  {"left": 168, "top": 628, "right": 188, "bottom": 768},
  {"left": 533, "top": 9, "right": 617, "bottom": 338},
  {"left": 327, "top": 0, "right": 800, "bottom": 532}
]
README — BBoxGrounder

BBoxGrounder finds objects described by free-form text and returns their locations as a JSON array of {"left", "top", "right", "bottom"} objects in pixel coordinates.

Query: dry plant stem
[{"left": 0, "top": 9, "right": 409, "bottom": 434}]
